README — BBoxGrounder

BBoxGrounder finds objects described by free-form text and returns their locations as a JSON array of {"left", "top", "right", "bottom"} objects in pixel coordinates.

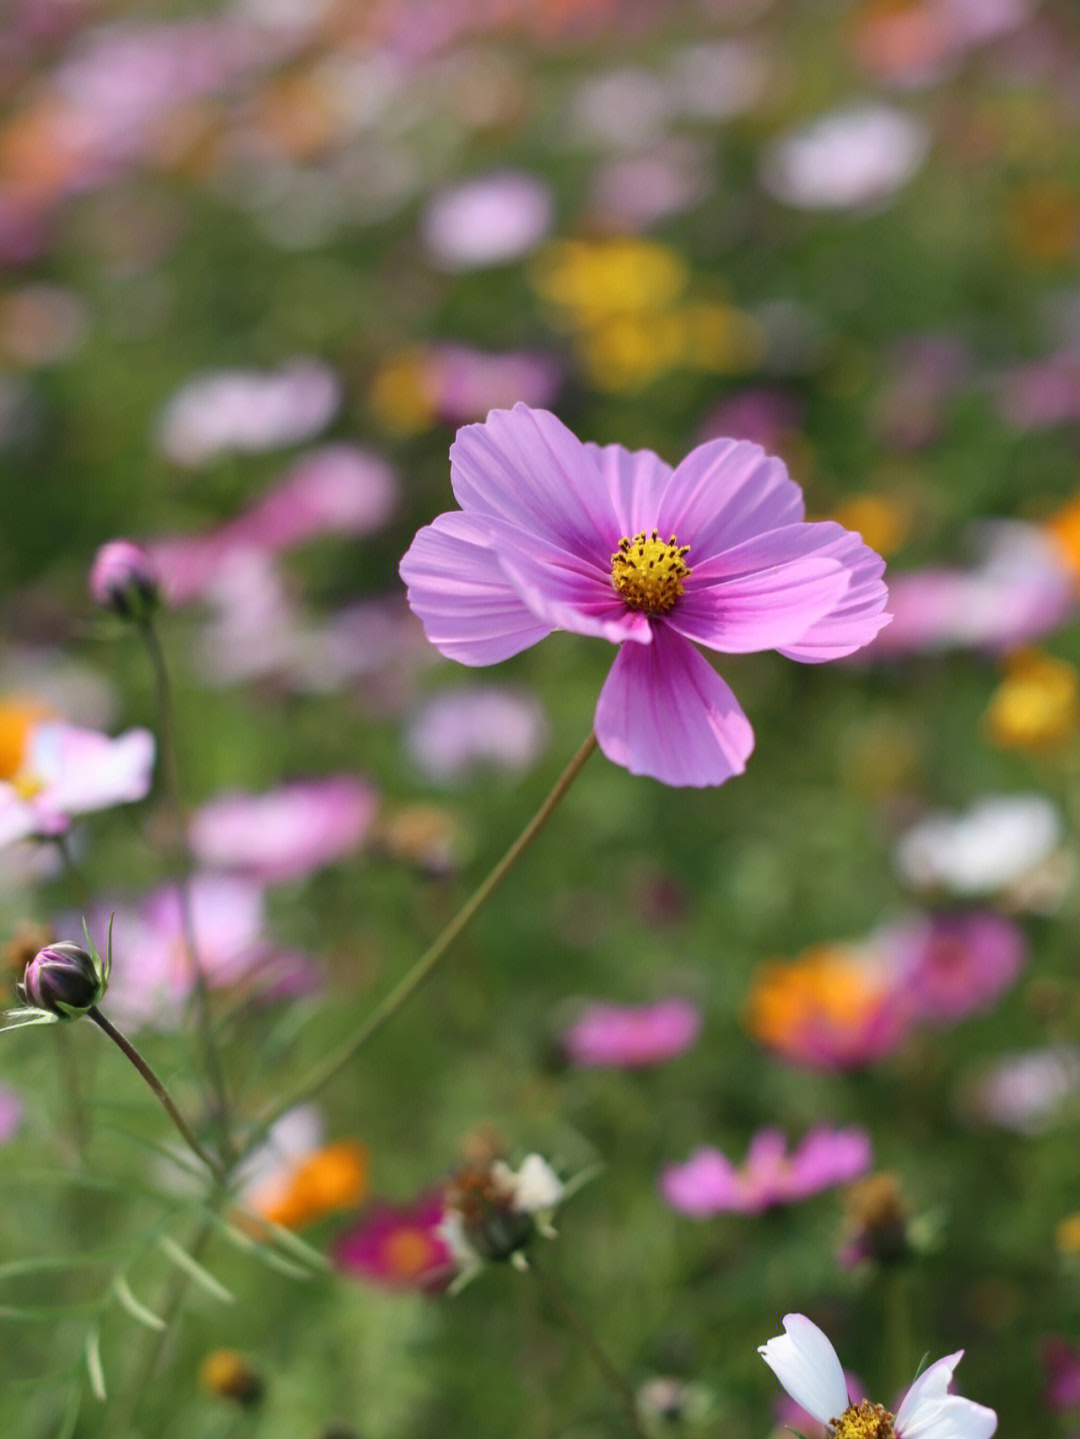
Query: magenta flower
[
  {"left": 399, "top": 405, "right": 889, "bottom": 786},
  {"left": 901, "top": 910, "right": 1027, "bottom": 1024},
  {"left": 334, "top": 1193, "right": 454, "bottom": 1292},
  {"left": 562, "top": 997, "right": 701, "bottom": 1068},
  {"left": 189, "top": 778, "right": 379, "bottom": 883},
  {"left": 660, "top": 1126, "right": 872, "bottom": 1217}
]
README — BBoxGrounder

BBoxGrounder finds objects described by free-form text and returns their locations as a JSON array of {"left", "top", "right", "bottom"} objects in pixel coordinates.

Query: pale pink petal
[
  {"left": 450, "top": 405, "right": 621, "bottom": 558},
  {"left": 659, "top": 1149, "right": 745, "bottom": 1216},
  {"left": 897, "top": 1354, "right": 997, "bottom": 1439},
  {"left": 399, "top": 511, "right": 553, "bottom": 666},
  {"left": 777, "top": 530, "right": 891, "bottom": 661},
  {"left": 0, "top": 786, "right": 38, "bottom": 847},
  {"left": 31, "top": 725, "right": 155, "bottom": 815},
  {"left": 668, "top": 527, "right": 853, "bottom": 654},
  {"left": 493, "top": 525, "right": 652, "bottom": 645},
  {"left": 897, "top": 1355, "right": 964, "bottom": 1428},
  {"left": 656, "top": 439, "right": 805, "bottom": 560},
  {"left": 759, "top": 1315, "right": 850, "bottom": 1426},
  {"left": 594, "top": 626, "right": 754, "bottom": 787},
  {"left": 584, "top": 442, "right": 674, "bottom": 538}
]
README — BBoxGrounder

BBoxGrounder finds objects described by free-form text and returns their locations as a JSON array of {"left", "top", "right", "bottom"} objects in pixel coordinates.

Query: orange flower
[{"left": 251, "top": 1141, "right": 369, "bottom": 1231}]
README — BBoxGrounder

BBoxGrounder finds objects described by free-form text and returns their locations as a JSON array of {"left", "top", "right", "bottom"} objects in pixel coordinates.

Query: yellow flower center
[
  {"left": 383, "top": 1228, "right": 440, "bottom": 1278},
  {"left": 0, "top": 701, "right": 49, "bottom": 782},
  {"left": 610, "top": 531, "right": 691, "bottom": 615},
  {"left": 831, "top": 1400, "right": 896, "bottom": 1439}
]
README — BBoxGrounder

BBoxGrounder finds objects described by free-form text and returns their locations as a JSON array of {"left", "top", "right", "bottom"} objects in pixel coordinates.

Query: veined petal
[
  {"left": 493, "top": 525, "right": 652, "bottom": 646},
  {"left": 758, "top": 1314, "right": 850, "bottom": 1427},
  {"left": 584, "top": 441, "right": 674, "bottom": 538},
  {"left": 450, "top": 404, "right": 621, "bottom": 558},
  {"left": 777, "top": 530, "right": 891, "bottom": 661},
  {"left": 657, "top": 439, "right": 805, "bottom": 561},
  {"left": 896, "top": 1354, "right": 997, "bottom": 1439},
  {"left": 399, "top": 511, "right": 554, "bottom": 666},
  {"left": 594, "top": 626, "right": 754, "bottom": 787}
]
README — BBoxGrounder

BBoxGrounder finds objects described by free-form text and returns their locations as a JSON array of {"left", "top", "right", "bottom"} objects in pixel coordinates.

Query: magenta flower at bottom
[
  {"left": 660, "top": 1126, "right": 872, "bottom": 1217},
  {"left": 334, "top": 1194, "right": 454, "bottom": 1292},
  {"left": 399, "top": 405, "right": 888, "bottom": 786}
]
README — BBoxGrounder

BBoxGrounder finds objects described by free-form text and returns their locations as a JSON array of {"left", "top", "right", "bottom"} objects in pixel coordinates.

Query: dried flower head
[{"left": 439, "top": 1153, "right": 564, "bottom": 1285}]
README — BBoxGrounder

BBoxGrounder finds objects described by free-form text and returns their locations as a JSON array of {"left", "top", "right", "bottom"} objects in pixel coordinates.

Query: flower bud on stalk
[
  {"left": 20, "top": 942, "right": 107, "bottom": 1019},
  {"left": 89, "top": 539, "right": 160, "bottom": 622}
]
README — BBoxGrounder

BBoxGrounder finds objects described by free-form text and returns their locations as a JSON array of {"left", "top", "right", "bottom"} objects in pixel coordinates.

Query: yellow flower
[
  {"left": 984, "top": 650, "right": 1080, "bottom": 750},
  {"left": 530, "top": 238, "right": 689, "bottom": 328},
  {"left": 830, "top": 493, "right": 913, "bottom": 558}
]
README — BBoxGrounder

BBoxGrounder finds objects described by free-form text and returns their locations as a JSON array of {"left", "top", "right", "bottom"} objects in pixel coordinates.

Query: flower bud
[
  {"left": 838, "top": 1171, "right": 912, "bottom": 1267},
  {"left": 20, "top": 942, "right": 105, "bottom": 1018},
  {"left": 89, "top": 540, "right": 160, "bottom": 621}
]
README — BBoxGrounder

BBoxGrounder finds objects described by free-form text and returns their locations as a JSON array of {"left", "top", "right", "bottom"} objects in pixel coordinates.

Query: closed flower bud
[
  {"left": 89, "top": 540, "right": 160, "bottom": 621},
  {"left": 20, "top": 942, "right": 105, "bottom": 1018},
  {"left": 839, "top": 1171, "right": 912, "bottom": 1267}
]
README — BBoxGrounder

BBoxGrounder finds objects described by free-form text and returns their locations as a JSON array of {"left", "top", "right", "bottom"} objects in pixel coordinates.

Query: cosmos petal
[
  {"left": 594, "top": 626, "right": 754, "bottom": 787},
  {"left": 777, "top": 529, "right": 891, "bottom": 661},
  {"left": 584, "top": 441, "right": 674, "bottom": 538},
  {"left": 657, "top": 439, "right": 805, "bottom": 562},
  {"left": 399, "top": 511, "right": 554, "bottom": 665},
  {"left": 758, "top": 1314, "right": 850, "bottom": 1427}
]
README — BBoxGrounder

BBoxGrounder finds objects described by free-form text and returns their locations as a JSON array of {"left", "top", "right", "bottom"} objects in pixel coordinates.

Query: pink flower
[
  {"left": 0, "top": 722, "right": 155, "bottom": 846},
  {"left": 189, "top": 777, "right": 379, "bottom": 883},
  {"left": 420, "top": 172, "right": 554, "bottom": 271},
  {"left": 562, "top": 997, "right": 701, "bottom": 1068},
  {"left": 399, "top": 405, "right": 889, "bottom": 787},
  {"left": 1042, "top": 1338, "right": 1080, "bottom": 1414},
  {"left": 0, "top": 1087, "right": 22, "bottom": 1142},
  {"left": 334, "top": 1193, "right": 454, "bottom": 1292},
  {"left": 660, "top": 1126, "right": 872, "bottom": 1217},
  {"left": 405, "top": 685, "right": 549, "bottom": 784},
  {"left": 222, "top": 445, "right": 398, "bottom": 552},
  {"left": 900, "top": 910, "right": 1027, "bottom": 1023}
]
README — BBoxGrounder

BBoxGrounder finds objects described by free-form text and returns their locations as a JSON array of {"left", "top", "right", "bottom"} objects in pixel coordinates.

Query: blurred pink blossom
[
  {"left": 224, "top": 446, "right": 398, "bottom": 551},
  {"left": 996, "top": 349, "right": 1080, "bottom": 431},
  {"left": 967, "top": 1047, "right": 1080, "bottom": 1134},
  {"left": 898, "top": 910, "right": 1027, "bottom": 1023},
  {"left": 335, "top": 1193, "right": 454, "bottom": 1291},
  {"left": 405, "top": 686, "right": 549, "bottom": 784},
  {"left": 421, "top": 171, "right": 553, "bottom": 271},
  {"left": 190, "top": 777, "right": 379, "bottom": 882},
  {"left": 1042, "top": 1338, "right": 1080, "bottom": 1414},
  {"left": 660, "top": 1126, "right": 872, "bottom": 1217},
  {"left": 0, "top": 1087, "right": 22, "bottom": 1143},
  {"left": 0, "top": 722, "right": 154, "bottom": 847},
  {"left": 421, "top": 347, "right": 563, "bottom": 426},
  {"left": 562, "top": 997, "right": 701, "bottom": 1068}
]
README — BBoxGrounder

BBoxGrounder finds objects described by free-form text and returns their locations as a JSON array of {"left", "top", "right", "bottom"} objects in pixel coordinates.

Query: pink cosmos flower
[
  {"left": 399, "top": 405, "right": 889, "bottom": 787},
  {"left": 405, "top": 685, "right": 548, "bottom": 784},
  {"left": 189, "top": 777, "right": 379, "bottom": 882},
  {"left": 334, "top": 1193, "right": 454, "bottom": 1292},
  {"left": 1042, "top": 1337, "right": 1080, "bottom": 1414},
  {"left": 0, "top": 722, "right": 155, "bottom": 847},
  {"left": 562, "top": 997, "right": 701, "bottom": 1068},
  {"left": 660, "top": 1126, "right": 872, "bottom": 1217},
  {"left": 900, "top": 910, "right": 1026, "bottom": 1023},
  {"left": 0, "top": 1087, "right": 22, "bottom": 1142}
]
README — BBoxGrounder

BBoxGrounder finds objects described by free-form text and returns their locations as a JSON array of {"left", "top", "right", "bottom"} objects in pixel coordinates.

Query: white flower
[
  {"left": 759, "top": 1314, "right": 997, "bottom": 1439},
  {"left": 895, "top": 793, "right": 1062, "bottom": 896},
  {"left": 760, "top": 105, "right": 929, "bottom": 211}
]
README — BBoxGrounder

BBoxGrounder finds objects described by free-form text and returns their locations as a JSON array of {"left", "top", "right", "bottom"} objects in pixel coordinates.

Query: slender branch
[
  {"left": 525, "top": 1257, "right": 647, "bottom": 1438},
  {"left": 138, "top": 617, "right": 233, "bottom": 1155},
  {"left": 86, "top": 1007, "right": 224, "bottom": 1179},
  {"left": 256, "top": 730, "right": 598, "bottom": 1131}
]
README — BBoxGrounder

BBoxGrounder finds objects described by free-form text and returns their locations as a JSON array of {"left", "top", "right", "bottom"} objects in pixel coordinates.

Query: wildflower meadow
[{"left": 2, "top": 1, "right": 1080, "bottom": 1436}]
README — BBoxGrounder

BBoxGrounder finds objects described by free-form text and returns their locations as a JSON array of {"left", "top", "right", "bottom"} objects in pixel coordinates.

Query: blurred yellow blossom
[
  {"left": 530, "top": 238, "right": 689, "bottom": 328},
  {"left": 1057, "top": 1212, "right": 1080, "bottom": 1256},
  {"left": 984, "top": 650, "right": 1080, "bottom": 751},
  {"left": 369, "top": 352, "right": 436, "bottom": 435},
  {"left": 830, "top": 493, "right": 914, "bottom": 557}
]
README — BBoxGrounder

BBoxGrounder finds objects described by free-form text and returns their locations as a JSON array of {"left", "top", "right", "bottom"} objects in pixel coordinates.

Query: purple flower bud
[
  {"left": 89, "top": 540, "right": 160, "bottom": 620},
  {"left": 21, "top": 942, "right": 105, "bottom": 1018}
]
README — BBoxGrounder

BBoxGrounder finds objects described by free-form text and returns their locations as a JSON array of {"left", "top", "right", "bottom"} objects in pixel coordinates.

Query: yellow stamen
[
  {"left": 610, "top": 530, "right": 691, "bottom": 615},
  {"left": 832, "top": 1400, "right": 896, "bottom": 1439}
]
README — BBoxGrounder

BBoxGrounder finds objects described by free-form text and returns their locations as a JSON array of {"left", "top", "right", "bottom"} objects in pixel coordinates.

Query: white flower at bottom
[{"left": 759, "top": 1314, "right": 997, "bottom": 1439}]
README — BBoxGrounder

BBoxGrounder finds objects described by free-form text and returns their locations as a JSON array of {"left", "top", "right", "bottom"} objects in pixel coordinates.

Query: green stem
[
  {"left": 526, "top": 1257, "right": 647, "bottom": 1438},
  {"left": 50, "top": 835, "right": 94, "bottom": 1154},
  {"left": 887, "top": 1266, "right": 912, "bottom": 1395},
  {"left": 86, "top": 1007, "right": 224, "bottom": 1179},
  {"left": 138, "top": 617, "right": 233, "bottom": 1156},
  {"left": 256, "top": 729, "right": 598, "bottom": 1132}
]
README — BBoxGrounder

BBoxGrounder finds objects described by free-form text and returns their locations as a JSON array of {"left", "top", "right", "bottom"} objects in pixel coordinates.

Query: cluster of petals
[
  {"left": 400, "top": 405, "right": 889, "bottom": 787},
  {"left": 189, "top": 776, "right": 379, "bottom": 883},
  {"left": 0, "top": 720, "right": 154, "bottom": 848},
  {"left": 334, "top": 1193, "right": 455, "bottom": 1292},
  {"left": 759, "top": 1314, "right": 996, "bottom": 1439},
  {"left": 660, "top": 1126, "right": 871, "bottom": 1217},
  {"left": 561, "top": 997, "right": 701, "bottom": 1068}
]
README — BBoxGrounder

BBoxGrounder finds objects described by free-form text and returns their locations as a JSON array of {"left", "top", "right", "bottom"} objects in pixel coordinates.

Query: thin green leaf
[
  {"left": 85, "top": 1327, "right": 106, "bottom": 1402},
  {"left": 230, "top": 1210, "right": 331, "bottom": 1272},
  {"left": 205, "top": 1213, "right": 317, "bottom": 1280},
  {"left": 911, "top": 1351, "right": 931, "bottom": 1381},
  {"left": 0, "top": 1301, "right": 103, "bottom": 1321},
  {"left": 0, "top": 1008, "right": 58, "bottom": 1030},
  {"left": 0, "top": 1249, "right": 127, "bottom": 1280},
  {"left": 55, "top": 1381, "right": 83, "bottom": 1439},
  {"left": 112, "top": 1275, "right": 166, "bottom": 1331},
  {"left": 159, "top": 1236, "right": 234, "bottom": 1303}
]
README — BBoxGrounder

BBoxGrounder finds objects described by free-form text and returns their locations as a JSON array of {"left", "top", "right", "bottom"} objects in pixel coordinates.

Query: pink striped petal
[
  {"left": 494, "top": 526, "right": 652, "bottom": 645},
  {"left": 594, "top": 626, "right": 754, "bottom": 787},
  {"left": 656, "top": 439, "right": 805, "bottom": 561},
  {"left": 777, "top": 530, "right": 891, "bottom": 661},
  {"left": 584, "top": 441, "right": 674, "bottom": 538},
  {"left": 450, "top": 404, "right": 621, "bottom": 558},
  {"left": 399, "top": 511, "right": 553, "bottom": 666}
]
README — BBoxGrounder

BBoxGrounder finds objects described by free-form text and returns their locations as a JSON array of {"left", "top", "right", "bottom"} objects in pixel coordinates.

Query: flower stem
[
  {"left": 256, "top": 729, "right": 598, "bottom": 1131},
  {"left": 86, "top": 1006, "right": 225, "bottom": 1179},
  {"left": 525, "top": 1257, "right": 647, "bottom": 1438},
  {"left": 138, "top": 617, "right": 233, "bottom": 1156}
]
